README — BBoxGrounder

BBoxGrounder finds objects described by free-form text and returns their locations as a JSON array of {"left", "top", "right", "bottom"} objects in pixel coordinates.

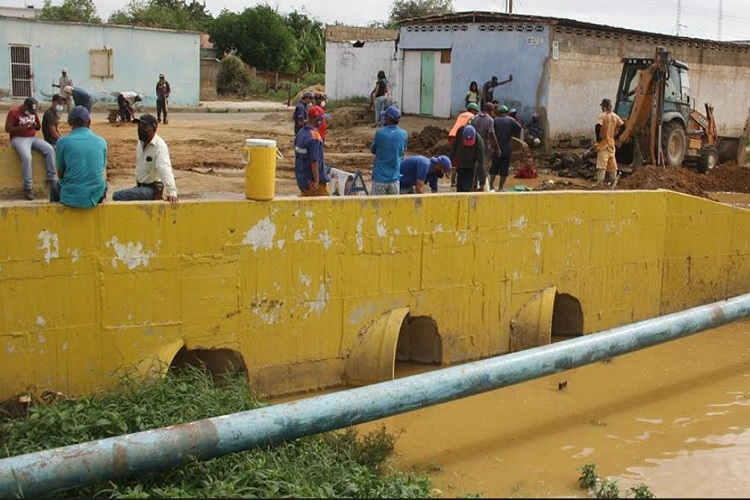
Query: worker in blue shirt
[
  {"left": 399, "top": 155, "right": 452, "bottom": 194},
  {"left": 370, "top": 105, "right": 408, "bottom": 195},
  {"left": 294, "top": 91, "right": 314, "bottom": 136},
  {"left": 49, "top": 106, "right": 107, "bottom": 208},
  {"left": 63, "top": 85, "right": 94, "bottom": 112}
]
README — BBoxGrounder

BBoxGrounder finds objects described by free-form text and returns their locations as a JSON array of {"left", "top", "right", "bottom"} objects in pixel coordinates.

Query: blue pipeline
[{"left": 2, "top": 293, "right": 750, "bottom": 497}]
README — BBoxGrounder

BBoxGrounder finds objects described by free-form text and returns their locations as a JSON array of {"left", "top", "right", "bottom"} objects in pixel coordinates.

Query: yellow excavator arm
[{"left": 615, "top": 48, "right": 670, "bottom": 166}]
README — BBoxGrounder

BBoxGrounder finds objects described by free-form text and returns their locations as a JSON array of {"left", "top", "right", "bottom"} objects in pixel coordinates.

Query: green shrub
[
  {"left": 1, "top": 366, "right": 431, "bottom": 498},
  {"left": 217, "top": 55, "right": 251, "bottom": 97}
]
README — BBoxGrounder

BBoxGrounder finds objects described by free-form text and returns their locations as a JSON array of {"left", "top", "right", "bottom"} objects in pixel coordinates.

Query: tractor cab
[{"left": 615, "top": 56, "right": 691, "bottom": 127}]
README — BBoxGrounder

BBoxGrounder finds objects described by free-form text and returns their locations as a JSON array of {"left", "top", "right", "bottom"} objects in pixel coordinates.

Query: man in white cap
[
  {"left": 4, "top": 97, "right": 56, "bottom": 200},
  {"left": 116, "top": 91, "right": 143, "bottom": 123},
  {"left": 53, "top": 68, "right": 74, "bottom": 112}
]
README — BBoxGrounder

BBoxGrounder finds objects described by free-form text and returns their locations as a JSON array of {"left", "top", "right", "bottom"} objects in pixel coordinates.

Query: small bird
[{"left": 558, "top": 380, "right": 568, "bottom": 390}]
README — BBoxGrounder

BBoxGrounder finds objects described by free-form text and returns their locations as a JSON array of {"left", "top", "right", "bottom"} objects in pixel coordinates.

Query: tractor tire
[
  {"left": 661, "top": 121, "right": 687, "bottom": 166},
  {"left": 697, "top": 146, "right": 718, "bottom": 174}
]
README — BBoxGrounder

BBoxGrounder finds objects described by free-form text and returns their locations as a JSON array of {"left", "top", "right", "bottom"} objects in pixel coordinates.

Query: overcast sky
[{"left": 11, "top": 0, "right": 750, "bottom": 41}]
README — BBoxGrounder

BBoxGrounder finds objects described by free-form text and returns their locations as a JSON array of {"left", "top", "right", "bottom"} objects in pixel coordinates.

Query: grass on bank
[{"left": 0, "top": 366, "right": 431, "bottom": 498}]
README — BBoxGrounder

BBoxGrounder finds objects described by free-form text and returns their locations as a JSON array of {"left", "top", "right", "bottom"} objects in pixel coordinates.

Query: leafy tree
[
  {"left": 108, "top": 0, "right": 212, "bottom": 31},
  {"left": 37, "top": 0, "right": 101, "bottom": 23},
  {"left": 209, "top": 5, "right": 296, "bottom": 72},
  {"left": 389, "top": 0, "right": 453, "bottom": 24},
  {"left": 284, "top": 11, "right": 325, "bottom": 74},
  {"left": 217, "top": 54, "right": 250, "bottom": 96}
]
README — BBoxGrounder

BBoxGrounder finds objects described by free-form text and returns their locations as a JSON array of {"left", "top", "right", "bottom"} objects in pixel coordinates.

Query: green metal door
[{"left": 420, "top": 52, "right": 435, "bottom": 115}]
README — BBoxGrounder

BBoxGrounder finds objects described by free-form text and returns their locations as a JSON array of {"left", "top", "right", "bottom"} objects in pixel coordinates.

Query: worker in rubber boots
[{"left": 595, "top": 98, "right": 625, "bottom": 187}]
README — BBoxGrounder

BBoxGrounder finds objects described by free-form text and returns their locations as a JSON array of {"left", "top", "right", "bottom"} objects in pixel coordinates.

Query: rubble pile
[{"left": 409, "top": 126, "right": 451, "bottom": 156}]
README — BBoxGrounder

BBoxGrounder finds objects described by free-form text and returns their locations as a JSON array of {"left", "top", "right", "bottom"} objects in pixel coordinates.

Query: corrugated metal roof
[{"left": 397, "top": 10, "right": 749, "bottom": 48}]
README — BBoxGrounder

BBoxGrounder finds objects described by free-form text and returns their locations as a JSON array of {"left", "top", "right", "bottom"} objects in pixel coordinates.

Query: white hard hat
[{"left": 62, "top": 67, "right": 68, "bottom": 72}]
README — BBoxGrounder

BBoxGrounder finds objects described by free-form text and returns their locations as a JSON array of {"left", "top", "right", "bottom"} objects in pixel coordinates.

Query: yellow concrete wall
[
  {"left": 1, "top": 190, "right": 749, "bottom": 400},
  {"left": 0, "top": 148, "right": 49, "bottom": 197}
]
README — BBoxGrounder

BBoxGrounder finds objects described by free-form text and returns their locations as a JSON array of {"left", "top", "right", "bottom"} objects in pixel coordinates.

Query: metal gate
[{"left": 9, "top": 45, "right": 33, "bottom": 98}]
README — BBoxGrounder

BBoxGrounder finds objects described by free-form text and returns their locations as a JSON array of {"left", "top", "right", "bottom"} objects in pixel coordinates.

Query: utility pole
[
  {"left": 675, "top": 0, "right": 682, "bottom": 35},
  {"left": 507, "top": 0, "right": 513, "bottom": 14},
  {"left": 718, "top": 0, "right": 723, "bottom": 41}
]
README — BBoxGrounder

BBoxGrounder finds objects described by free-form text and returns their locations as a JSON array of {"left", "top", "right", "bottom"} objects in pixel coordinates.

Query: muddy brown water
[{"left": 274, "top": 318, "right": 750, "bottom": 498}]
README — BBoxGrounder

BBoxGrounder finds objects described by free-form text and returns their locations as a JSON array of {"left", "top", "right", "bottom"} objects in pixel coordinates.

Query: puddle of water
[
  {"left": 707, "top": 191, "right": 750, "bottom": 209},
  {"left": 272, "top": 318, "right": 750, "bottom": 498}
]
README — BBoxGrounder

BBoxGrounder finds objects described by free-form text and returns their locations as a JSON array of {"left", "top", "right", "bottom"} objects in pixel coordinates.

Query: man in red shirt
[{"left": 5, "top": 97, "right": 56, "bottom": 200}]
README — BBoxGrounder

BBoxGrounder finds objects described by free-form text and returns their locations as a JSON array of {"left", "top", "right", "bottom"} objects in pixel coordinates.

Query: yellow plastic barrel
[{"left": 243, "top": 138, "right": 277, "bottom": 201}]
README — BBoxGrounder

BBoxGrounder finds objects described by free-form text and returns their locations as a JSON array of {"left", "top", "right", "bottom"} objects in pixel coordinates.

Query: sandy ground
[{"left": 2, "top": 102, "right": 750, "bottom": 204}]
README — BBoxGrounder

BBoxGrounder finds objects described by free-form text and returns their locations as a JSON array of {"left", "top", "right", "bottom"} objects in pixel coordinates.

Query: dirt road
[{"left": 3, "top": 104, "right": 750, "bottom": 203}]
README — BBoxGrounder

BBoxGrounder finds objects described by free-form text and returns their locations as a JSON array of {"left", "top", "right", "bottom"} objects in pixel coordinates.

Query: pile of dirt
[
  {"left": 409, "top": 125, "right": 451, "bottom": 156},
  {"left": 617, "top": 162, "right": 750, "bottom": 197},
  {"left": 546, "top": 151, "right": 597, "bottom": 180},
  {"left": 290, "top": 84, "right": 326, "bottom": 103},
  {"left": 617, "top": 165, "right": 706, "bottom": 197},
  {"left": 696, "top": 163, "right": 750, "bottom": 193},
  {"left": 329, "top": 106, "right": 370, "bottom": 128},
  {"left": 536, "top": 180, "right": 593, "bottom": 191}
]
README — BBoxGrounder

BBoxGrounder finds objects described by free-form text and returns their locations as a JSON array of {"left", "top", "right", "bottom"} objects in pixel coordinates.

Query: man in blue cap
[
  {"left": 49, "top": 105, "right": 107, "bottom": 208},
  {"left": 399, "top": 155, "right": 451, "bottom": 194},
  {"left": 370, "top": 105, "right": 408, "bottom": 195}
]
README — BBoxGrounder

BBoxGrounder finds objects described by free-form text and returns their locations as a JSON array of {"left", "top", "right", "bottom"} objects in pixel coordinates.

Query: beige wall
[
  {"left": 200, "top": 58, "right": 219, "bottom": 101},
  {"left": 547, "top": 26, "right": 750, "bottom": 146}
]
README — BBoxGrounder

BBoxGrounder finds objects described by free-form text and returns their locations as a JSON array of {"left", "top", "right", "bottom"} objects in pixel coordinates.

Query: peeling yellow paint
[{"left": 1, "top": 190, "right": 750, "bottom": 400}]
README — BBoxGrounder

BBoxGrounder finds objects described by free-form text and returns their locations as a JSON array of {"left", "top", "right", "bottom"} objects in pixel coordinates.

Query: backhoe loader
[{"left": 613, "top": 46, "right": 732, "bottom": 173}]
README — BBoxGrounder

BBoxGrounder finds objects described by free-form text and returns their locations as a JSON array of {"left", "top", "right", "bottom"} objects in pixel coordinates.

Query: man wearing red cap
[
  {"left": 448, "top": 102, "right": 479, "bottom": 187},
  {"left": 451, "top": 124, "right": 485, "bottom": 193},
  {"left": 294, "top": 105, "right": 329, "bottom": 196},
  {"left": 5, "top": 97, "right": 57, "bottom": 200}
]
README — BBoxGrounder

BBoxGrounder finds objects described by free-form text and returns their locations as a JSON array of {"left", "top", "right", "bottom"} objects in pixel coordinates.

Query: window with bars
[
  {"left": 9, "top": 44, "right": 32, "bottom": 98},
  {"left": 90, "top": 48, "right": 114, "bottom": 78}
]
